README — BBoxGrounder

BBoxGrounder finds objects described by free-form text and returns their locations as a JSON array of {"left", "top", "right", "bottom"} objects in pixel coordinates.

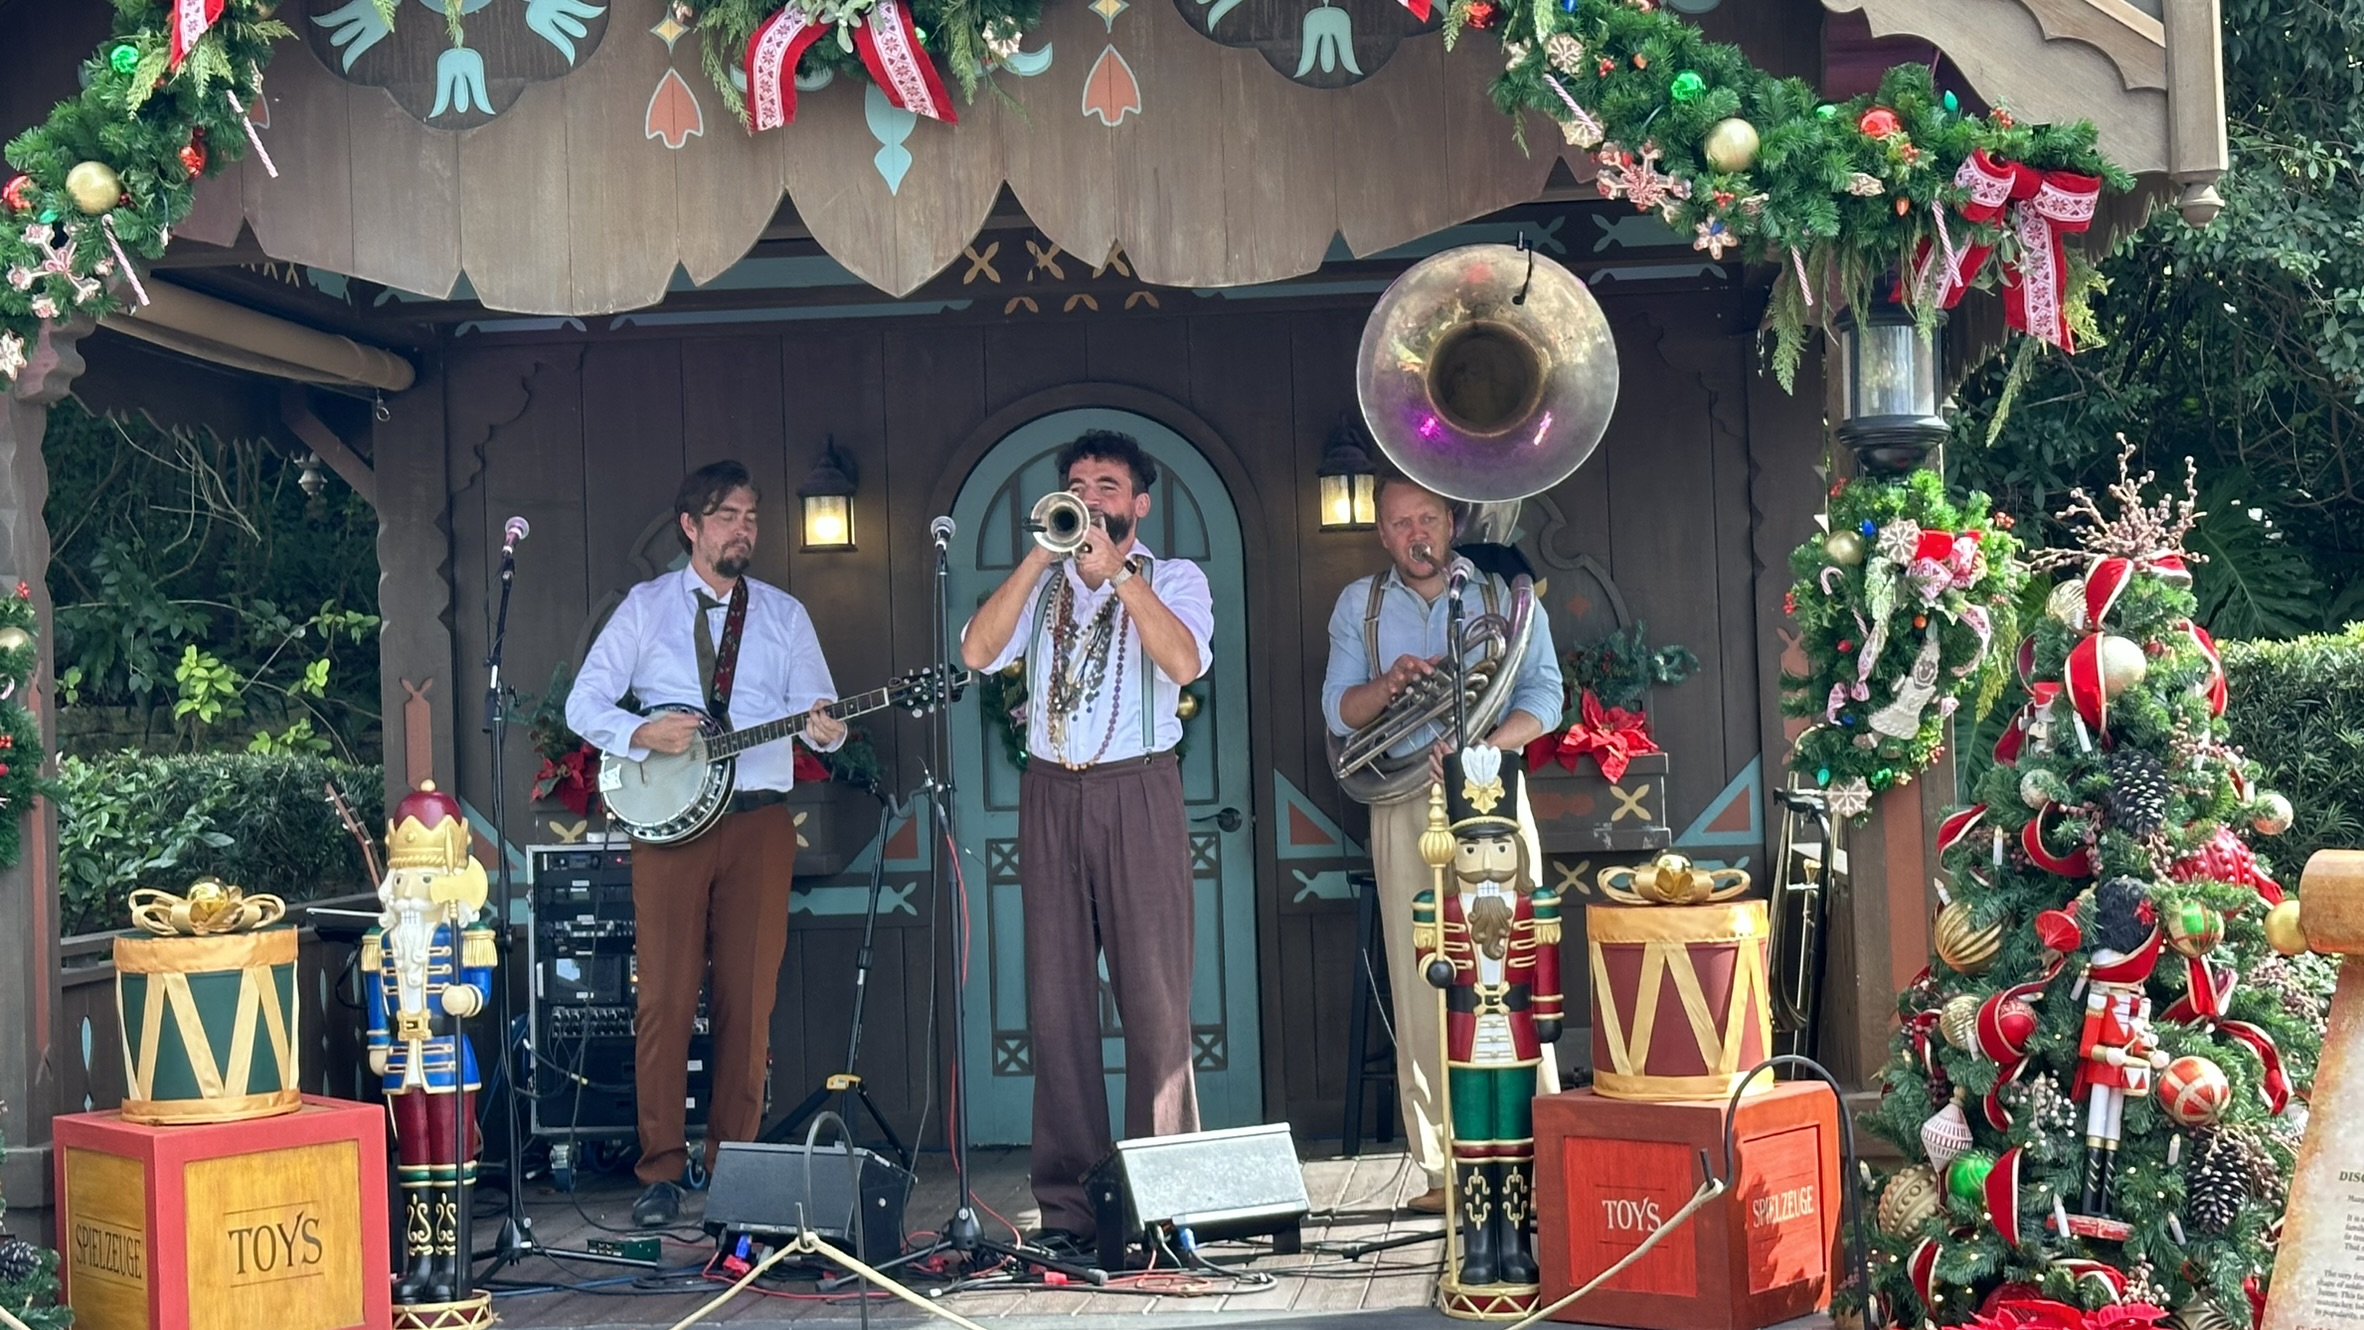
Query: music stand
[{"left": 824, "top": 522, "right": 1105, "bottom": 1291}]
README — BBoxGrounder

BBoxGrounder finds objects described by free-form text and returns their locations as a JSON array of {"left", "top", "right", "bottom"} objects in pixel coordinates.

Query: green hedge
[
  {"left": 56, "top": 752, "right": 384, "bottom": 937},
  {"left": 2222, "top": 625, "right": 2364, "bottom": 883}
]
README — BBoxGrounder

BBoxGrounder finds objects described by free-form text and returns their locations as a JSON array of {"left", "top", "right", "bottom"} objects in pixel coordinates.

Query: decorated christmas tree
[
  {"left": 1858, "top": 449, "right": 2331, "bottom": 1330},
  {"left": 0, "top": 1124, "right": 72, "bottom": 1330}
]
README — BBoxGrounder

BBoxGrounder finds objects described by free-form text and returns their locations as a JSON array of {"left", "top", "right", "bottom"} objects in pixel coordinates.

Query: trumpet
[{"left": 1028, "top": 491, "right": 1099, "bottom": 557}]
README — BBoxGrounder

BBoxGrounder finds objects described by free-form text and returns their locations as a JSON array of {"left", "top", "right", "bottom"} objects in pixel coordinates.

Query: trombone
[
  {"left": 1027, "top": 491, "right": 1098, "bottom": 557},
  {"left": 1768, "top": 776, "right": 1841, "bottom": 1060}
]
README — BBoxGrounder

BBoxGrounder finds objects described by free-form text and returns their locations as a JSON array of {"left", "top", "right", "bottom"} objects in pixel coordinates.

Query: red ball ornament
[
  {"left": 1837, "top": 639, "right": 1853, "bottom": 653},
  {"left": 2156, "top": 1054, "right": 2231, "bottom": 1126},
  {"left": 1464, "top": 1, "right": 1496, "bottom": 26},
  {"left": 178, "top": 130, "right": 208, "bottom": 179},
  {"left": 0, "top": 175, "right": 31, "bottom": 215},
  {"left": 1977, "top": 994, "right": 2037, "bottom": 1061},
  {"left": 1857, "top": 107, "right": 1903, "bottom": 138}
]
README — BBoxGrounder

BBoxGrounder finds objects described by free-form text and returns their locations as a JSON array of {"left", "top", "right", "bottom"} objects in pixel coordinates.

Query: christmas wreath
[
  {"left": 1453, "top": 0, "right": 2128, "bottom": 383},
  {"left": 1781, "top": 470, "right": 2025, "bottom": 819},
  {"left": 1524, "top": 622, "right": 1696, "bottom": 780},
  {"left": 0, "top": 584, "right": 46, "bottom": 870}
]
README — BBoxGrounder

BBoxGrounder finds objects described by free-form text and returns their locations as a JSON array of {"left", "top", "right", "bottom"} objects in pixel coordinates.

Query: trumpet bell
[
  {"left": 1355, "top": 244, "right": 1618, "bottom": 503},
  {"left": 1029, "top": 491, "right": 1094, "bottom": 556}
]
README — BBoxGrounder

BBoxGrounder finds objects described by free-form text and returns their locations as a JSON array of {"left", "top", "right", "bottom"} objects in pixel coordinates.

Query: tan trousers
[
  {"left": 630, "top": 803, "right": 797, "bottom": 1185},
  {"left": 1367, "top": 781, "right": 1549, "bottom": 1189}
]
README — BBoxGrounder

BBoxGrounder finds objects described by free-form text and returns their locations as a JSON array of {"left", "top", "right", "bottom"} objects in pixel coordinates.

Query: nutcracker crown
[{"left": 386, "top": 780, "right": 472, "bottom": 871}]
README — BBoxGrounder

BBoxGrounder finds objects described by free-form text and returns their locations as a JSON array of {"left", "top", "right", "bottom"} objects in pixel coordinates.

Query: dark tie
[{"left": 694, "top": 590, "right": 725, "bottom": 711}]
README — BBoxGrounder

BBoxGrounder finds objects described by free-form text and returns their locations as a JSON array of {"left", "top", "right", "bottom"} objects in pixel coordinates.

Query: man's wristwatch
[{"left": 1109, "top": 558, "right": 1140, "bottom": 590}]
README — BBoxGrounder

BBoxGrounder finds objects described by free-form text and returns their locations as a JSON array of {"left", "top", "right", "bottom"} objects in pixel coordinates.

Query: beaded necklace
[{"left": 1043, "top": 571, "right": 1129, "bottom": 766}]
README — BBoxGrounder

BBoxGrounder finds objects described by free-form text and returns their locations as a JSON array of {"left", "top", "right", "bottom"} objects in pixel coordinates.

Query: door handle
[{"left": 1192, "top": 807, "right": 1244, "bottom": 833}]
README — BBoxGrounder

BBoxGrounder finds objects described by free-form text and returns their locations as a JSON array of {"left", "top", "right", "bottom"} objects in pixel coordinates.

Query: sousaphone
[{"left": 1329, "top": 243, "right": 1619, "bottom": 805}]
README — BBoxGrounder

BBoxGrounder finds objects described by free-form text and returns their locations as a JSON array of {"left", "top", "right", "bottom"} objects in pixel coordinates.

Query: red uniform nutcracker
[
  {"left": 1414, "top": 745, "right": 1561, "bottom": 1297},
  {"left": 2072, "top": 877, "right": 2168, "bottom": 1225}
]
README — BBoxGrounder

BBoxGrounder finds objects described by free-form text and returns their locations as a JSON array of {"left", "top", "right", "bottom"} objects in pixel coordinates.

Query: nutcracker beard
[
  {"left": 1468, "top": 894, "right": 1514, "bottom": 961},
  {"left": 391, "top": 1088, "right": 482, "bottom": 1306}
]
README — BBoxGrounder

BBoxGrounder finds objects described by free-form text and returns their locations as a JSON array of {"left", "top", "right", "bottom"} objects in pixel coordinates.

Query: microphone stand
[
  {"left": 474, "top": 538, "right": 653, "bottom": 1280},
  {"left": 824, "top": 525, "right": 1104, "bottom": 1291}
]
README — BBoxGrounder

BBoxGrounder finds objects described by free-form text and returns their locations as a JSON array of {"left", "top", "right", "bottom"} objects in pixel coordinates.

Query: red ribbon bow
[
  {"left": 1531, "top": 689, "right": 1659, "bottom": 783},
  {"left": 745, "top": 0, "right": 957, "bottom": 131},
  {"left": 1931, "top": 149, "right": 2103, "bottom": 351},
  {"left": 2159, "top": 960, "right": 2292, "bottom": 1114},
  {"left": 170, "top": 0, "right": 226, "bottom": 69}
]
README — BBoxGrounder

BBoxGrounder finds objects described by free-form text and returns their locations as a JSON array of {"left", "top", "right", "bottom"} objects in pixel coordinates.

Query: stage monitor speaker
[
  {"left": 702, "top": 1140, "right": 913, "bottom": 1264},
  {"left": 1084, "top": 1122, "right": 1310, "bottom": 1271}
]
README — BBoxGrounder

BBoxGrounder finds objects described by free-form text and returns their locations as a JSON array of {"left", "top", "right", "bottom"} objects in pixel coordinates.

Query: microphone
[
  {"left": 929, "top": 515, "right": 957, "bottom": 549},
  {"left": 501, "top": 515, "right": 530, "bottom": 558},
  {"left": 1446, "top": 555, "right": 1476, "bottom": 590}
]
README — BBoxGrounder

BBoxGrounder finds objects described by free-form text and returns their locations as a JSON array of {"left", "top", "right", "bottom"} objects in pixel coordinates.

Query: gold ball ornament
[
  {"left": 0, "top": 626, "right": 32, "bottom": 654},
  {"left": 2253, "top": 791, "right": 2294, "bottom": 836},
  {"left": 2098, "top": 634, "right": 2148, "bottom": 698},
  {"left": 1939, "top": 994, "right": 1980, "bottom": 1051},
  {"left": 1876, "top": 1165, "right": 1943, "bottom": 1236},
  {"left": 1175, "top": 690, "right": 1200, "bottom": 721},
  {"left": 1824, "top": 530, "right": 1866, "bottom": 567},
  {"left": 2045, "top": 579, "right": 2088, "bottom": 630},
  {"left": 65, "top": 160, "right": 122, "bottom": 215},
  {"left": 2265, "top": 897, "right": 2309, "bottom": 957},
  {"left": 1934, "top": 901, "right": 2003, "bottom": 976},
  {"left": 1702, "top": 117, "right": 1760, "bottom": 173}
]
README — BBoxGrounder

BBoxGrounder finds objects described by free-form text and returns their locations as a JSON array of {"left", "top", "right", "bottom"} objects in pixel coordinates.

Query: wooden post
[
  {"left": 0, "top": 316, "right": 92, "bottom": 1234},
  {"left": 1818, "top": 748, "right": 1952, "bottom": 1090},
  {"left": 2262, "top": 850, "right": 2364, "bottom": 1330},
  {"left": 373, "top": 356, "right": 456, "bottom": 807}
]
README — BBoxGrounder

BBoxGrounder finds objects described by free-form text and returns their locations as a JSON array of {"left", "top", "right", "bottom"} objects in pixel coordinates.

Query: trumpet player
[
  {"left": 1321, "top": 477, "right": 1561, "bottom": 1214},
  {"left": 959, "top": 429, "right": 1214, "bottom": 1256}
]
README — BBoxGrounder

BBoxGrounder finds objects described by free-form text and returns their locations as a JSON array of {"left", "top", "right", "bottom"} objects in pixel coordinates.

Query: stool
[{"left": 1340, "top": 869, "right": 1399, "bottom": 1157}]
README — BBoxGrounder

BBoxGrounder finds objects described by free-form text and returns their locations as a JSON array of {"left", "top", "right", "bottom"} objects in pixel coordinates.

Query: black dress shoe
[
  {"left": 1028, "top": 1228, "right": 1092, "bottom": 1259},
  {"left": 633, "top": 1181, "right": 685, "bottom": 1229}
]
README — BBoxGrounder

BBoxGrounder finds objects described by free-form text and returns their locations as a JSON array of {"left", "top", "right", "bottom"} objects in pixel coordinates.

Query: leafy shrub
[
  {"left": 56, "top": 751, "right": 384, "bottom": 937},
  {"left": 2221, "top": 625, "right": 2364, "bottom": 882}
]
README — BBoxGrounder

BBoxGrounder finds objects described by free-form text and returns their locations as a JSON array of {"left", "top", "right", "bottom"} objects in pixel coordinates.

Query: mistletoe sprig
[
  {"left": 1781, "top": 470, "right": 2026, "bottom": 818},
  {"left": 2, "top": 0, "right": 286, "bottom": 387},
  {"left": 1462, "top": 0, "right": 2131, "bottom": 385}
]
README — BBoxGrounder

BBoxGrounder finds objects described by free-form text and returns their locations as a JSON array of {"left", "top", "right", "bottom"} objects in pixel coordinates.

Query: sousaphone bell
[{"left": 1329, "top": 244, "right": 1620, "bottom": 805}]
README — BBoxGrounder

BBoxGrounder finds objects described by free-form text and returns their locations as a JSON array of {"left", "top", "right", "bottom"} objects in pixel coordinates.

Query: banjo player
[{"left": 566, "top": 459, "right": 847, "bottom": 1229}]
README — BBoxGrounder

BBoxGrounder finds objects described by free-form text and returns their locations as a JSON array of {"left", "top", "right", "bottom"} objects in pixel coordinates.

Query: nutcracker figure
[
  {"left": 362, "top": 781, "right": 496, "bottom": 1323},
  {"left": 1414, "top": 745, "right": 1561, "bottom": 1307},
  {"left": 2072, "top": 877, "right": 2168, "bottom": 1227}
]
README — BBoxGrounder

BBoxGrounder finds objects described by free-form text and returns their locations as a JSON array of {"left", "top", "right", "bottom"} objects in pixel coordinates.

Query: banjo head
[{"left": 599, "top": 707, "right": 734, "bottom": 842}]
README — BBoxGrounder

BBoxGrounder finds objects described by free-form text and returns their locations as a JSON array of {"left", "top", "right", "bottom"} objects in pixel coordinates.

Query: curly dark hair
[
  {"left": 1056, "top": 430, "right": 1158, "bottom": 495},
  {"left": 2091, "top": 877, "right": 2157, "bottom": 955},
  {"left": 675, "top": 460, "right": 757, "bottom": 551}
]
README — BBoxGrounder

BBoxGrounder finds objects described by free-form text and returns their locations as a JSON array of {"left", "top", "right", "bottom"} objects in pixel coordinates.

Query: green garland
[
  {"left": 1781, "top": 471, "right": 2025, "bottom": 817},
  {"left": 680, "top": 0, "right": 1045, "bottom": 125},
  {"left": 1457, "top": 0, "right": 2130, "bottom": 383},
  {"left": 2, "top": 0, "right": 285, "bottom": 386},
  {"left": 0, "top": 584, "right": 47, "bottom": 871}
]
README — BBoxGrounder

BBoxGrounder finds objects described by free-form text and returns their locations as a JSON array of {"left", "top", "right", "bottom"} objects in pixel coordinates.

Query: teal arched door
[{"left": 948, "top": 408, "right": 1259, "bottom": 1145}]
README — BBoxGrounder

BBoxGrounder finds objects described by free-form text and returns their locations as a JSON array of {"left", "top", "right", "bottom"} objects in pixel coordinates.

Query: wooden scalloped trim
[{"left": 1824, "top": 0, "right": 2165, "bottom": 93}]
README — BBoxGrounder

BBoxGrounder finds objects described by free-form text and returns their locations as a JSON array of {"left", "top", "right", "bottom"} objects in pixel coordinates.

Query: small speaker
[
  {"left": 1084, "top": 1122, "right": 1310, "bottom": 1270},
  {"left": 702, "top": 1140, "right": 913, "bottom": 1262}
]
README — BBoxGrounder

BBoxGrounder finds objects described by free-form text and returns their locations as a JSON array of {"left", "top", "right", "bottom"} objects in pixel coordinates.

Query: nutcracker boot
[
  {"left": 425, "top": 1165, "right": 463, "bottom": 1303},
  {"left": 1495, "top": 1155, "right": 1538, "bottom": 1285},
  {"left": 392, "top": 1173, "right": 436, "bottom": 1305},
  {"left": 2079, "top": 1136, "right": 2110, "bottom": 1216},
  {"left": 1454, "top": 1157, "right": 1499, "bottom": 1287}
]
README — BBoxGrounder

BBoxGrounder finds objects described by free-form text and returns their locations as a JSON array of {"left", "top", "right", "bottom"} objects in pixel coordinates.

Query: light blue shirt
[{"left": 1321, "top": 568, "right": 1563, "bottom": 759}]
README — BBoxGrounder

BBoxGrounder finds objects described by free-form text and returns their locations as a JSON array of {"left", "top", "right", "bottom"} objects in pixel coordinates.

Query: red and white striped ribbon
[
  {"left": 170, "top": 0, "right": 226, "bottom": 69},
  {"left": 853, "top": 0, "right": 957, "bottom": 123},
  {"left": 744, "top": 4, "right": 827, "bottom": 131}
]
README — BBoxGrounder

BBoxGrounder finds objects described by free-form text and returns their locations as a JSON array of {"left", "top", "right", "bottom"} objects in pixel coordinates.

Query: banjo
[{"left": 598, "top": 665, "right": 970, "bottom": 845}]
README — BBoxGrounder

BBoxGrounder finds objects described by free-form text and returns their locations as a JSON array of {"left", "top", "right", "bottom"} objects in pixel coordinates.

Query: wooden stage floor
[{"left": 472, "top": 1144, "right": 1464, "bottom": 1329}]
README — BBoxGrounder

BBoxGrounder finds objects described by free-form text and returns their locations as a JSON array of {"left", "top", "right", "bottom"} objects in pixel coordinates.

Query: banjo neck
[{"left": 700, "top": 680, "right": 905, "bottom": 761}]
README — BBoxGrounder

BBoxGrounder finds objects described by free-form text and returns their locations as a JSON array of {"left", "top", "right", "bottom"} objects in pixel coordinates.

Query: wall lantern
[
  {"left": 798, "top": 438, "right": 857, "bottom": 551},
  {"left": 1317, "top": 416, "right": 1379, "bottom": 530},
  {"left": 1835, "top": 289, "right": 1948, "bottom": 477}
]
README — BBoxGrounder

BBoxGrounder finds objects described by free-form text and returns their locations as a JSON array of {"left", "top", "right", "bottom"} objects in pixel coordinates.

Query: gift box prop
[
  {"left": 1412, "top": 745, "right": 1564, "bottom": 1320},
  {"left": 1589, "top": 855, "right": 1773, "bottom": 1102},
  {"left": 113, "top": 882, "right": 301, "bottom": 1126},
  {"left": 54, "top": 1095, "right": 391, "bottom": 1330},
  {"left": 364, "top": 781, "right": 500, "bottom": 1330},
  {"left": 1533, "top": 1081, "right": 1842, "bottom": 1330}
]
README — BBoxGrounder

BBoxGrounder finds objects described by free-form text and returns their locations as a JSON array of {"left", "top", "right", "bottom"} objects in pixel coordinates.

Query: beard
[
  {"left": 714, "top": 546, "right": 752, "bottom": 579},
  {"left": 1098, "top": 509, "right": 1135, "bottom": 544}
]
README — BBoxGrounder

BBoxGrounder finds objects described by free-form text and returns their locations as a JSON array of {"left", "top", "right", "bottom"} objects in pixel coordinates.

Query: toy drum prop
[
  {"left": 114, "top": 928, "right": 302, "bottom": 1124},
  {"left": 1587, "top": 901, "right": 1772, "bottom": 1101}
]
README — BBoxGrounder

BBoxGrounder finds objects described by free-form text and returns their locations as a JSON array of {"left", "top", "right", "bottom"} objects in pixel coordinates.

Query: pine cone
[
  {"left": 2106, "top": 748, "right": 2171, "bottom": 838},
  {"left": 2187, "top": 1132, "right": 2250, "bottom": 1235},
  {"left": 0, "top": 1237, "right": 41, "bottom": 1283}
]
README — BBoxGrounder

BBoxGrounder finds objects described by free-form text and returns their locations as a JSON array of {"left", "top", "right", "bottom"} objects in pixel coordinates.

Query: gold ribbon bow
[
  {"left": 129, "top": 878, "right": 286, "bottom": 936},
  {"left": 1596, "top": 853, "right": 1751, "bottom": 907}
]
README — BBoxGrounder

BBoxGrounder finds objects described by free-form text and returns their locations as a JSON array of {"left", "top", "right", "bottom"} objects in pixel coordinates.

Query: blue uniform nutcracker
[{"left": 363, "top": 782, "right": 497, "bottom": 1319}]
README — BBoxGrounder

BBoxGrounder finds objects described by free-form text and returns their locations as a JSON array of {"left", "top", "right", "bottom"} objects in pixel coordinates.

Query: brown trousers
[
  {"left": 631, "top": 803, "right": 796, "bottom": 1185},
  {"left": 1019, "top": 752, "right": 1202, "bottom": 1235}
]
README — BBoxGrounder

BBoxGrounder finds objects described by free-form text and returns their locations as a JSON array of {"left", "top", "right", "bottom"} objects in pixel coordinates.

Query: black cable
[{"left": 1715, "top": 1056, "right": 1877, "bottom": 1330}]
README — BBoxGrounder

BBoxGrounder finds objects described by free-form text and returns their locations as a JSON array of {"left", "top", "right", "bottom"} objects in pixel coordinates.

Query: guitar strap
[{"left": 708, "top": 578, "right": 751, "bottom": 725}]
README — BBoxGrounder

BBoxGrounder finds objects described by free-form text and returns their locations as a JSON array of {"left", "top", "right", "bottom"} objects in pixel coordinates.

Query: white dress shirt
[
  {"left": 974, "top": 545, "right": 1215, "bottom": 766},
  {"left": 567, "top": 567, "right": 842, "bottom": 793}
]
